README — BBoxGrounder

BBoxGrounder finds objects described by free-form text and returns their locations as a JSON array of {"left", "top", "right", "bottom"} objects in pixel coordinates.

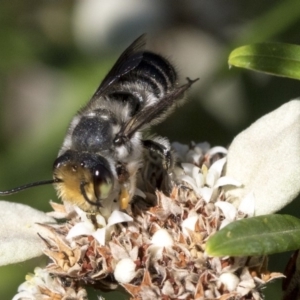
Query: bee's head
[{"left": 53, "top": 150, "right": 114, "bottom": 210}]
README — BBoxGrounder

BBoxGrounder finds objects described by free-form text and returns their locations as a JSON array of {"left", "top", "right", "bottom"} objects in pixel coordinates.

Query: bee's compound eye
[{"left": 93, "top": 164, "right": 113, "bottom": 200}]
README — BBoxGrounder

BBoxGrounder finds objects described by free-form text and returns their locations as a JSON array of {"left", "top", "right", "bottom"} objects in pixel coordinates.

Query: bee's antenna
[{"left": 0, "top": 179, "right": 58, "bottom": 195}]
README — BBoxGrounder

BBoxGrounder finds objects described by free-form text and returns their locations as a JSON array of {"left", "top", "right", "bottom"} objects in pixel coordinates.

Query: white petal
[
  {"left": 186, "top": 149, "right": 202, "bottom": 164},
  {"left": 148, "top": 245, "right": 163, "bottom": 260},
  {"left": 215, "top": 201, "right": 237, "bottom": 221},
  {"left": 181, "top": 164, "right": 205, "bottom": 191},
  {"left": 46, "top": 211, "right": 67, "bottom": 219},
  {"left": 237, "top": 268, "right": 256, "bottom": 295},
  {"left": 181, "top": 216, "right": 198, "bottom": 236},
  {"left": 214, "top": 176, "right": 242, "bottom": 188},
  {"left": 12, "top": 292, "right": 35, "bottom": 300},
  {"left": 180, "top": 175, "right": 199, "bottom": 193},
  {"left": 201, "top": 187, "right": 213, "bottom": 202},
  {"left": 0, "top": 201, "right": 55, "bottom": 266},
  {"left": 92, "top": 227, "right": 106, "bottom": 245},
  {"left": 219, "top": 218, "right": 232, "bottom": 229},
  {"left": 181, "top": 163, "right": 198, "bottom": 177},
  {"left": 207, "top": 146, "right": 228, "bottom": 156},
  {"left": 193, "top": 170, "right": 204, "bottom": 189},
  {"left": 206, "top": 168, "right": 218, "bottom": 188},
  {"left": 66, "top": 221, "right": 95, "bottom": 240},
  {"left": 107, "top": 210, "right": 133, "bottom": 227},
  {"left": 206, "top": 157, "right": 226, "bottom": 187},
  {"left": 209, "top": 157, "right": 227, "bottom": 177},
  {"left": 96, "top": 214, "right": 107, "bottom": 227},
  {"left": 219, "top": 272, "right": 240, "bottom": 292},
  {"left": 162, "top": 280, "right": 175, "bottom": 297},
  {"left": 187, "top": 210, "right": 199, "bottom": 218},
  {"left": 114, "top": 258, "right": 136, "bottom": 283},
  {"left": 74, "top": 206, "right": 89, "bottom": 221},
  {"left": 225, "top": 100, "right": 300, "bottom": 215},
  {"left": 151, "top": 229, "right": 174, "bottom": 247},
  {"left": 129, "top": 246, "right": 139, "bottom": 261}
]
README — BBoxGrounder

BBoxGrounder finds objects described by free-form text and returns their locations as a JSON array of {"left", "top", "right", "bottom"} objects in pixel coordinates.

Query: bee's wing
[
  {"left": 91, "top": 34, "right": 146, "bottom": 100},
  {"left": 114, "top": 78, "right": 199, "bottom": 143}
]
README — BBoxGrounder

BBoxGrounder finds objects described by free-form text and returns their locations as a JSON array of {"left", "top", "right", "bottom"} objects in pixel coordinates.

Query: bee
[{"left": 0, "top": 35, "right": 197, "bottom": 216}]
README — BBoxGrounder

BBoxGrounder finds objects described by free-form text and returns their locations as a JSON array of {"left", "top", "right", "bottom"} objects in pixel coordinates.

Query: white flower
[
  {"left": 4, "top": 100, "right": 298, "bottom": 300},
  {"left": 151, "top": 228, "right": 174, "bottom": 247},
  {"left": 114, "top": 258, "right": 137, "bottom": 283},
  {"left": 215, "top": 194, "right": 255, "bottom": 229},
  {"left": 180, "top": 163, "right": 204, "bottom": 196},
  {"left": 12, "top": 267, "right": 87, "bottom": 300},
  {"left": 185, "top": 142, "right": 211, "bottom": 165},
  {"left": 67, "top": 207, "right": 133, "bottom": 245},
  {"left": 148, "top": 229, "right": 174, "bottom": 259},
  {"left": 215, "top": 201, "right": 237, "bottom": 229},
  {"left": 179, "top": 156, "right": 240, "bottom": 203},
  {"left": 219, "top": 272, "right": 240, "bottom": 292},
  {"left": 172, "top": 142, "right": 225, "bottom": 166},
  {"left": 172, "top": 142, "right": 190, "bottom": 161}
]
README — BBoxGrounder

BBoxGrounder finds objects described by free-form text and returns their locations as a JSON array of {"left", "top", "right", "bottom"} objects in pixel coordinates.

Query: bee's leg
[
  {"left": 115, "top": 162, "right": 132, "bottom": 210},
  {"left": 86, "top": 212, "right": 99, "bottom": 229},
  {"left": 142, "top": 139, "right": 173, "bottom": 170},
  {"left": 140, "top": 138, "right": 174, "bottom": 194},
  {"left": 132, "top": 138, "right": 174, "bottom": 212}
]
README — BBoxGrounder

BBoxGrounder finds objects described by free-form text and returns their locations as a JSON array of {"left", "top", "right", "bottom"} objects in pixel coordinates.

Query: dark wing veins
[
  {"left": 114, "top": 78, "right": 199, "bottom": 145},
  {"left": 91, "top": 34, "right": 146, "bottom": 100}
]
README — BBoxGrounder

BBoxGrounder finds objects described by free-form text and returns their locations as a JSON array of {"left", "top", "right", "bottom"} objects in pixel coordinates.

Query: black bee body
[{"left": 0, "top": 35, "right": 197, "bottom": 216}]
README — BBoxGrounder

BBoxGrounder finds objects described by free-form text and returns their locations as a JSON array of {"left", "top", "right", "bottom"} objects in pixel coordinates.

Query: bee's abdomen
[
  {"left": 134, "top": 52, "right": 177, "bottom": 93},
  {"left": 108, "top": 52, "right": 177, "bottom": 115}
]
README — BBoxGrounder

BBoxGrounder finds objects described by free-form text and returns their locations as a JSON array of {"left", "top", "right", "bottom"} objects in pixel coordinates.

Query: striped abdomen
[{"left": 106, "top": 51, "right": 178, "bottom": 116}]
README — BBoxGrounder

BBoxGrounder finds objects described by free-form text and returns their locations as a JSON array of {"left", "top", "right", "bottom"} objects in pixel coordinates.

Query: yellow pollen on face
[{"left": 54, "top": 164, "right": 97, "bottom": 211}]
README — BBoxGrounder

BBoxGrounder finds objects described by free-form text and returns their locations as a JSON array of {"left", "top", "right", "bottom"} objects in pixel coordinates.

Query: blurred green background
[{"left": 1, "top": 0, "right": 300, "bottom": 299}]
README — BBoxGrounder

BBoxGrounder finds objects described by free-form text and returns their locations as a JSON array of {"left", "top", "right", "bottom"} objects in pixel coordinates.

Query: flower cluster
[
  {"left": 6, "top": 100, "right": 300, "bottom": 300},
  {"left": 12, "top": 141, "right": 279, "bottom": 300}
]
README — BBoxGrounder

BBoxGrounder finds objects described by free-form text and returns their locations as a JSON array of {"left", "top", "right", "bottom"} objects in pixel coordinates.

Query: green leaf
[
  {"left": 206, "top": 214, "right": 300, "bottom": 257},
  {"left": 228, "top": 43, "right": 300, "bottom": 80}
]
